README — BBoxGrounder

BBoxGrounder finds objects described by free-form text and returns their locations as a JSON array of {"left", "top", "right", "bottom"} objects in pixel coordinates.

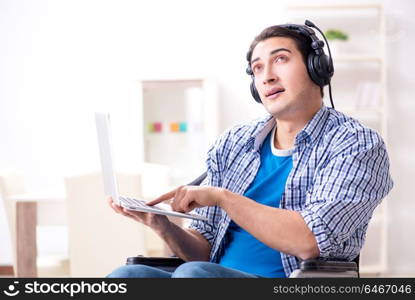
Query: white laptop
[{"left": 95, "top": 112, "right": 208, "bottom": 221}]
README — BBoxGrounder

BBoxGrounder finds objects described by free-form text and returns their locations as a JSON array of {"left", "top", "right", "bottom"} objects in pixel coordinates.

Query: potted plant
[
  {"left": 325, "top": 29, "right": 349, "bottom": 41},
  {"left": 324, "top": 29, "right": 349, "bottom": 57}
]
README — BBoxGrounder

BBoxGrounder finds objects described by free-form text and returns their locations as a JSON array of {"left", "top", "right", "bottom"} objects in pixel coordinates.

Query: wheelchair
[{"left": 126, "top": 172, "right": 359, "bottom": 278}]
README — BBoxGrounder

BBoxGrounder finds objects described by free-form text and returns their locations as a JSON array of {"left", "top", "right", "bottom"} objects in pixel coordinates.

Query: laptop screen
[{"left": 95, "top": 112, "right": 120, "bottom": 204}]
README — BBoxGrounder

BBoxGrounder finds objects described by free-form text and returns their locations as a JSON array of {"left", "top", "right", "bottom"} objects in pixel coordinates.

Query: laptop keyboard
[
  {"left": 120, "top": 195, "right": 207, "bottom": 221},
  {"left": 120, "top": 196, "right": 166, "bottom": 211}
]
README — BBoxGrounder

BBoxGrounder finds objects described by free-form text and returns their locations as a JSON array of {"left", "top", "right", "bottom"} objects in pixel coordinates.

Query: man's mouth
[{"left": 265, "top": 87, "right": 285, "bottom": 98}]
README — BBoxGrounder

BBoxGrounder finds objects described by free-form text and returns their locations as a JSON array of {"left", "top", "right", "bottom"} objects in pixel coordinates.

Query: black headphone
[{"left": 246, "top": 20, "right": 335, "bottom": 108}]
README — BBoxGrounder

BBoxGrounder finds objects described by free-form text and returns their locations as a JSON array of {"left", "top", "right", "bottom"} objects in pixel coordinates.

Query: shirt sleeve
[
  {"left": 300, "top": 128, "right": 393, "bottom": 260},
  {"left": 188, "top": 129, "right": 230, "bottom": 245},
  {"left": 188, "top": 170, "right": 223, "bottom": 244}
]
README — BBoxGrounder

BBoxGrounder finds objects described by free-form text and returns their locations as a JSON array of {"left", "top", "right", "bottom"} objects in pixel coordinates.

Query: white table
[{"left": 9, "top": 193, "right": 66, "bottom": 277}]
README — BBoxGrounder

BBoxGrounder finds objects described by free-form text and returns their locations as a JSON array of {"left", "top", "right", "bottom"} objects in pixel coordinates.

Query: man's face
[{"left": 250, "top": 37, "right": 320, "bottom": 119}]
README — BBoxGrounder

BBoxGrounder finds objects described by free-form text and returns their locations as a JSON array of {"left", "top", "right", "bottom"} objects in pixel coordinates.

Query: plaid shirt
[{"left": 189, "top": 105, "right": 393, "bottom": 277}]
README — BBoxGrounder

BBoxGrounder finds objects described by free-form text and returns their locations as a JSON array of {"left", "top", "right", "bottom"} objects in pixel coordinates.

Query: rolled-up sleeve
[
  {"left": 188, "top": 169, "right": 222, "bottom": 244},
  {"left": 300, "top": 129, "right": 393, "bottom": 260}
]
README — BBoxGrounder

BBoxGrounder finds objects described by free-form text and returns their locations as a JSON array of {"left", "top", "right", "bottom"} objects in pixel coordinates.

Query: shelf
[
  {"left": 286, "top": 4, "right": 382, "bottom": 10},
  {"left": 285, "top": 4, "right": 382, "bottom": 19},
  {"left": 285, "top": 5, "right": 381, "bottom": 20},
  {"left": 139, "top": 78, "right": 219, "bottom": 186},
  {"left": 339, "top": 108, "right": 383, "bottom": 116},
  {"left": 334, "top": 55, "right": 383, "bottom": 63},
  {"left": 284, "top": 4, "right": 383, "bottom": 57},
  {"left": 285, "top": 3, "right": 389, "bottom": 276}
]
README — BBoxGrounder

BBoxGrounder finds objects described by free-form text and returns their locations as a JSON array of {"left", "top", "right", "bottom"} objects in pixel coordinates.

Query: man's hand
[
  {"left": 107, "top": 194, "right": 213, "bottom": 262},
  {"left": 146, "top": 185, "right": 227, "bottom": 213},
  {"left": 107, "top": 197, "right": 171, "bottom": 232}
]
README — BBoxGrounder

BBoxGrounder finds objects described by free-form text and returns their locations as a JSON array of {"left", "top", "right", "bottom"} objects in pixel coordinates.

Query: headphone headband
[
  {"left": 279, "top": 24, "right": 326, "bottom": 56},
  {"left": 280, "top": 24, "right": 316, "bottom": 38}
]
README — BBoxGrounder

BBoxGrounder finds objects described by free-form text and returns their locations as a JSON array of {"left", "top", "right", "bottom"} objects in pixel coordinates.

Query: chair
[
  {"left": 125, "top": 172, "right": 359, "bottom": 278},
  {"left": 64, "top": 172, "right": 147, "bottom": 277}
]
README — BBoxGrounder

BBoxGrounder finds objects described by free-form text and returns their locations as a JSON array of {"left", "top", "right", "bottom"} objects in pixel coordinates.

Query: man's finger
[
  {"left": 146, "top": 187, "right": 178, "bottom": 206},
  {"left": 108, "top": 196, "right": 123, "bottom": 213},
  {"left": 107, "top": 196, "right": 113, "bottom": 206},
  {"left": 120, "top": 208, "right": 140, "bottom": 219}
]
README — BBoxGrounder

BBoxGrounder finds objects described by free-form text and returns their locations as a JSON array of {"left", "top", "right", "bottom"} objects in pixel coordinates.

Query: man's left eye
[{"left": 276, "top": 56, "right": 287, "bottom": 63}]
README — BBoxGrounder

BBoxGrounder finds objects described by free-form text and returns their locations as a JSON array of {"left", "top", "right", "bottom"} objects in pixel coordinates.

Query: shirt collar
[
  {"left": 248, "top": 105, "right": 330, "bottom": 151},
  {"left": 295, "top": 105, "right": 330, "bottom": 146},
  {"left": 253, "top": 116, "right": 275, "bottom": 151}
]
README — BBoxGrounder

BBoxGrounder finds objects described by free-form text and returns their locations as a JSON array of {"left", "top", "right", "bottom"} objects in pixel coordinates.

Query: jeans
[{"left": 106, "top": 261, "right": 260, "bottom": 278}]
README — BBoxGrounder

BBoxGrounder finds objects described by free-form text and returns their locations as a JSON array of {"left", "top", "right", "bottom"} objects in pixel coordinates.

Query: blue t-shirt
[{"left": 219, "top": 126, "right": 293, "bottom": 277}]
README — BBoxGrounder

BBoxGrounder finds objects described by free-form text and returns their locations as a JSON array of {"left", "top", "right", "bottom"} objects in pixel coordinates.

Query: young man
[{"left": 107, "top": 23, "right": 393, "bottom": 278}]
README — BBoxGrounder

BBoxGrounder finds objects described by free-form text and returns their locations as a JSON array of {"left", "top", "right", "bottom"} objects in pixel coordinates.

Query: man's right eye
[{"left": 252, "top": 65, "right": 262, "bottom": 74}]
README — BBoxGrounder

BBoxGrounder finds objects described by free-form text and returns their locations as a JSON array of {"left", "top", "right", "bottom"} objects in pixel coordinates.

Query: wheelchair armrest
[
  {"left": 300, "top": 259, "right": 358, "bottom": 272},
  {"left": 126, "top": 255, "right": 185, "bottom": 272},
  {"left": 290, "top": 258, "right": 359, "bottom": 278}
]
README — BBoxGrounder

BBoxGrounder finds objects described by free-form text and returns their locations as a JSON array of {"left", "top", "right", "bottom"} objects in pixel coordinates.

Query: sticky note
[
  {"left": 154, "top": 122, "right": 162, "bottom": 132},
  {"left": 179, "top": 122, "right": 187, "bottom": 132},
  {"left": 170, "top": 122, "right": 179, "bottom": 132}
]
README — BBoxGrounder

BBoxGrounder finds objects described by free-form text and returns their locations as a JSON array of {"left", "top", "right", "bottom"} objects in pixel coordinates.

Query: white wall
[
  {"left": 0, "top": 0, "right": 271, "bottom": 193},
  {"left": 0, "top": 0, "right": 414, "bottom": 276},
  {"left": 381, "top": 0, "right": 415, "bottom": 276}
]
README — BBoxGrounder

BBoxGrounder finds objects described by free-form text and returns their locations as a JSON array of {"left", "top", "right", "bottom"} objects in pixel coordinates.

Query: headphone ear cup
[
  {"left": 308, "top": 53, "right": 332, "bottom": 87},
  {"left": 250, "top": 79, "right": 262, "bottom": 103},
  {"left": 323, "top": 54, "right": 334, "bottom": 78},
  {"left": 317, "top": 54, "right": 333, "bottom": 85}
]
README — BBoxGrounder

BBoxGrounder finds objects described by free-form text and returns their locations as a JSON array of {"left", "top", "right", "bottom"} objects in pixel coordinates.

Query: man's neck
[
  {"left": 273, "top": 105, "right": 322, "bottom": 150},
  {"left": 273, "top": 121, "right": 302, "bottom": 150}
]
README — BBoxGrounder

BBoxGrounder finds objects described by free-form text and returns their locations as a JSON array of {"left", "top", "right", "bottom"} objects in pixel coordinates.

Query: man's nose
[{"left": 262, "top": 64, "right": 278, "bottom": 84}]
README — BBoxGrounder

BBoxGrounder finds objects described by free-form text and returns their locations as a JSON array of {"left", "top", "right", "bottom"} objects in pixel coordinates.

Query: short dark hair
[{"left": 246, "top": 25, "right": 324, "bottom": 97}]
